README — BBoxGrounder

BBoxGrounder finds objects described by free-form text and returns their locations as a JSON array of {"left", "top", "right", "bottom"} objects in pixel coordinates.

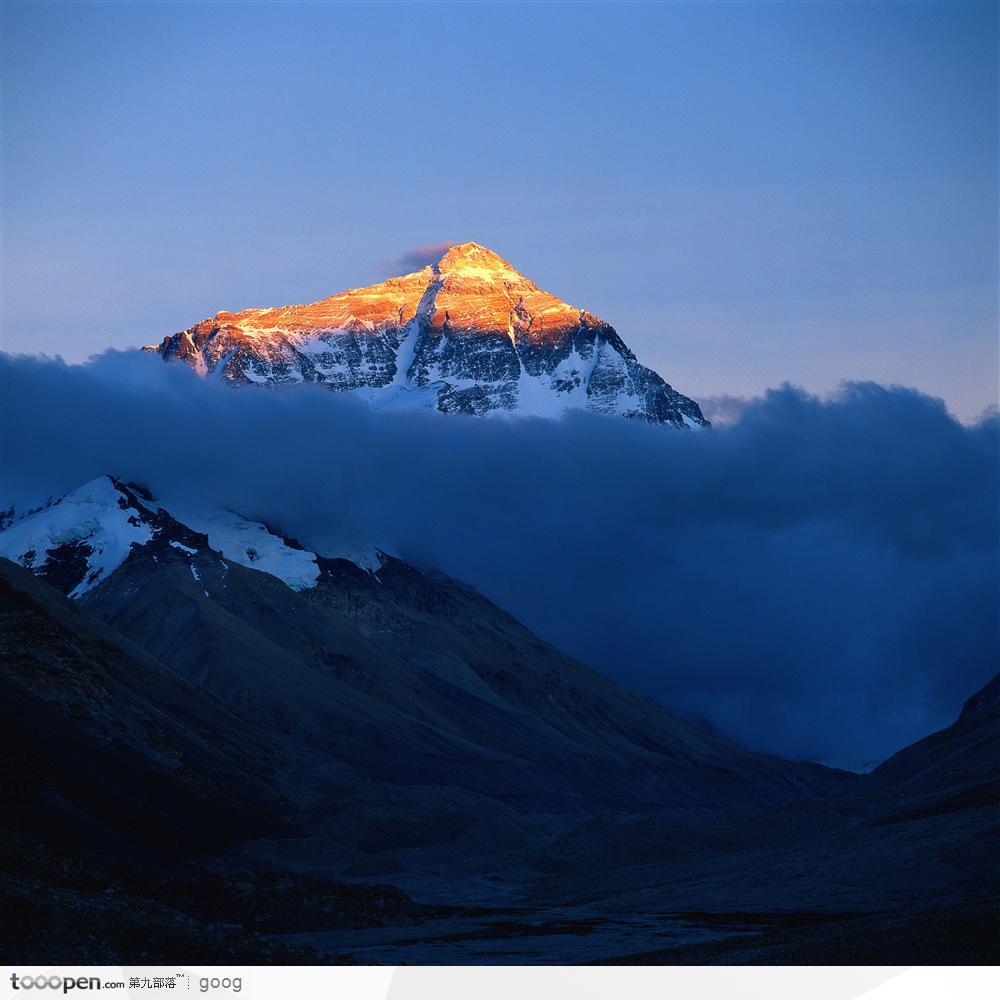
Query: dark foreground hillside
[{"left": 1, "top": 556, "right": 996, "bottom": 964}]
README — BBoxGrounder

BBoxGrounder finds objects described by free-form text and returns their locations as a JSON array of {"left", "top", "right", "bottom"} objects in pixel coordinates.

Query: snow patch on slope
[
  {"left": 0, "top": 476, "right": 386, "bottom": 599},
  {"left": 155, "top": 503, "right": 321, "bottom": 591},
  {"left": 0, "top": 476, "right": 152, "bottom": 597}
]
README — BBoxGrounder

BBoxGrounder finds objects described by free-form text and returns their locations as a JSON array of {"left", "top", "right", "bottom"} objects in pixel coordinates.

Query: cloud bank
[
  {"left": 698, "top": 394, "right": 751, "bottom": 427},
  {"left": 2, "top": 350, "right": 997, "bottom": 762}
]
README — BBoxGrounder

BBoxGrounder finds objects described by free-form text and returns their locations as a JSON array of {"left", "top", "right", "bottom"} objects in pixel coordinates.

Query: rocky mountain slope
[
  {"left": 0, "top": 478, "right": 846, "bottom": 841},
  {"left": 2, "top": 548, "right": 995, "bottom": 962},
  {"left": 145, "top": 243, "right": 708, "bottom": 427},
  {"left": 0, "top": 559, "right": 446, "bottom": 964},
  {"left": 0, "top": 558, "right": 286, "bottom": 858},
  {"left": 2, "top": 477, "right": 996, "bottom": 963},
  {"left": 868, "top": 672, "right": 999, "bottom": 801}
]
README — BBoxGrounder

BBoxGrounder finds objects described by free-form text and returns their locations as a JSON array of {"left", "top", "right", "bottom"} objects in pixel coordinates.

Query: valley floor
[{"left": 4, "top": 786, "right": 997, "bottom": 965}]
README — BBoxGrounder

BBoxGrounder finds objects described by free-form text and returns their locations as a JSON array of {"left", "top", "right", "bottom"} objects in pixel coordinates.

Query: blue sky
[{"left": 2, "top": 1, "right": 997, "bottom": 419}]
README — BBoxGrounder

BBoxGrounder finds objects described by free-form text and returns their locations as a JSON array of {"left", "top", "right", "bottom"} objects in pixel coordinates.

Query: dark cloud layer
[{"left": 3, "top": 351, "right": 997, "bottom": 762}]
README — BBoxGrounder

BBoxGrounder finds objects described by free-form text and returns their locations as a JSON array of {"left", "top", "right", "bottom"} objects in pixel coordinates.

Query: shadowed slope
[{"left": 0, "top": 558, "right": 286, "bottom": 858}]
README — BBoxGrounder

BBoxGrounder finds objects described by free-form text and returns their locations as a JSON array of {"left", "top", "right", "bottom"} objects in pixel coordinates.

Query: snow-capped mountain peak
[
  {"left": 0, "top": 477, "right": 154, "bottom": 598},
  {"left": 0, "top": 476, "right": 381, "bottom": 599},
  {"left": 146, "top": 243, "right": 709, "bottom": 428},
  {"left": 433, "top": 241, "right": 523, "bottom": 281}
]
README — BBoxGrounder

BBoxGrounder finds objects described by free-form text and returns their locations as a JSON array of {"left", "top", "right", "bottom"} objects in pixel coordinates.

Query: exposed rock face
[{"left": 146, "top": 243, "right": 708, "bottom": 428}]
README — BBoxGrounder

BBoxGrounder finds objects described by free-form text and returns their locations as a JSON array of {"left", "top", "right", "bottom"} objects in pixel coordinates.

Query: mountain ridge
[{"left": 0, "top": 475, "right": 849, "bottom": 827}]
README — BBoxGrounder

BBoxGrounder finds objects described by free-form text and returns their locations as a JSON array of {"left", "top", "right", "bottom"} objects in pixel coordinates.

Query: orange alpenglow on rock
[{"left": 146, "top": 242, "right": 709, "bottom": 428}]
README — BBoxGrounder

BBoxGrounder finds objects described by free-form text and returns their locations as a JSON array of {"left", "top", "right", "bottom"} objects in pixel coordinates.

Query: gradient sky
[{"left": 2, "top": 1, "right": 997, "bottom": 420}]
